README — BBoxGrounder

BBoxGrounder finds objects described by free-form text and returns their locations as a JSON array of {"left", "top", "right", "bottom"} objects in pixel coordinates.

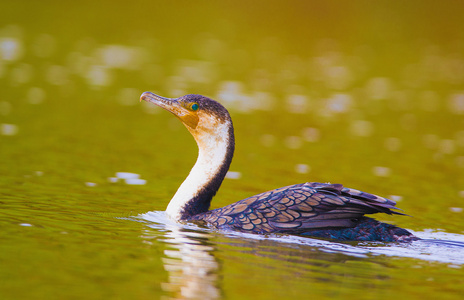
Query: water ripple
[{"left": 138, "top": 211, "right": 464, "bottom": 266}]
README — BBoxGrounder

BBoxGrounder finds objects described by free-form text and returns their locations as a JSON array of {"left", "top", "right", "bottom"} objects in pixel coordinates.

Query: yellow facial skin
[
  {"left": 179, "top": 102, "right": 200, "bottom": 129},
  {"left": 140, "top": 92, "right": 199, "bottom": 129}
]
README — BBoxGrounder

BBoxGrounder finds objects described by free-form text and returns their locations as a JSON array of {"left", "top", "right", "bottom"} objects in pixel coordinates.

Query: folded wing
[{"left": 191, "top": 182, "right": 404, "bottom": 234}]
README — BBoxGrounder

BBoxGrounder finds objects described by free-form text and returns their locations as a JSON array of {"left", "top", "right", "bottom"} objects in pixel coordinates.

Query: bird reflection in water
[
  {"left": 142, "top": 225, "right": 221, "bottom": 300},
  {"left": 138, "top": 212, "right": 464, "bottom": 299}
]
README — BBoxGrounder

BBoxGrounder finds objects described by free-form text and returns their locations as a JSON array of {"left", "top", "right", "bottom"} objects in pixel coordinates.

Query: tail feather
[{"left": 302, "top": 217, "right": 419, "bottom": 242}]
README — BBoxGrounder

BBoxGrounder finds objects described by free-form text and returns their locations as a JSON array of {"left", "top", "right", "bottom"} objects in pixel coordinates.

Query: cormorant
[{"left": 140, "top": 92, "right": 417, "bottom": 242}]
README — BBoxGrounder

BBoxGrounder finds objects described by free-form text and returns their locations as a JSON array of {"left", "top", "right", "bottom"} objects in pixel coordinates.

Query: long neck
[{"left": 165, "top": 121, "right": 235, "bottom": 220}]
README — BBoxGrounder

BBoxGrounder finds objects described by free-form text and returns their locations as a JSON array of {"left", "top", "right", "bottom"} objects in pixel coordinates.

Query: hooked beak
[{"left": 140, "top": 92, "right": 199, "bottom": 129}]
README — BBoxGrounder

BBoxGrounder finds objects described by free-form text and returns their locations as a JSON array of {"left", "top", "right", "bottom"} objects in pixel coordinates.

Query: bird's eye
[{"left": 190, "top": 102, "right": 199, "bottom": 111}]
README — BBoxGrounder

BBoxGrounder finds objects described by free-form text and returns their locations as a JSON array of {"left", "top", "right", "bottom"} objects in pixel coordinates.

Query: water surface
[{"left": 1, "top": 1, "right": 464, "bottom": 299}]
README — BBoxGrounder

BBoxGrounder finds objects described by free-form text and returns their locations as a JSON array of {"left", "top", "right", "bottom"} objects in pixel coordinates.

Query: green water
[{"left": 1, "top": 1, "right": 464, "bottom": 299}]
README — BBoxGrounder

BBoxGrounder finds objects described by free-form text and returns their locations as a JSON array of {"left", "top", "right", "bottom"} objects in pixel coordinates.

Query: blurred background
[
  {"left": 1, "top": 0, "right": 463, "bottom": 218},
  {"left": 1, "top": 1, "right": 464, "bottom": 299},
  {"left": 2, "top": 1, "right": 464, "bottom": 104}
]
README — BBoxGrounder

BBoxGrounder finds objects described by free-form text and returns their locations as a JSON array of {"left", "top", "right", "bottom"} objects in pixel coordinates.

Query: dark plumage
[
  {"left": 141, "top": 92, "right": 418, "bottom": 242},
  {"left": 189, "top": 182, "right": 417, "bottom": 242}
]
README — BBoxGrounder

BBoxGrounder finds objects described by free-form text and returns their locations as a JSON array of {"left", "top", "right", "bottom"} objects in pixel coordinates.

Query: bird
[{"left": 140, "top": 92, "right": 418, "bottom": 242}]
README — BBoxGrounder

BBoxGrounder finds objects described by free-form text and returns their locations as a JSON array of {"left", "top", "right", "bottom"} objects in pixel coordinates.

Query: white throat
[{"left": 165, "top": 117, "right": 232, "bottom": 220}]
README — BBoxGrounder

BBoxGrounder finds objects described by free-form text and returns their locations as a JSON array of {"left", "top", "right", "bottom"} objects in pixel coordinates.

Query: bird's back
[{"left": 189, "top": 182, "right": 416, "bottom": 241}]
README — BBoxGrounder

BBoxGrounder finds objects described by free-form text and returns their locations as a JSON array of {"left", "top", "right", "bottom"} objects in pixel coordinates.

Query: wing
[{"left": 189, "top": 182, "right": 404, "bottom": 234}]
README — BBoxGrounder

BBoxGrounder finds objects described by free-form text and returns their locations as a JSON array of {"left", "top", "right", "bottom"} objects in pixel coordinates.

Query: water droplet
[
  {"left": 372, "top": 166, "right": 391, "bottom": 177},
  {"left": 325, "top": 65, "right": 352, "bottom": 90},
  {"left": 295, "top": 164, "right": 310, "bottom": 174},
  {"left": 98, "top": 45, "right": 144, "bottom": 70},
  {"left": 449, "top": 207, "right": 463, "bottom": 213},
  {"left": 1, "top": 123, "right": 18, "bottom": 136},
  {"left": 85, "top": 182, "right": 97, "bottom": 187},
  {"left": 217, "top": 81, "right": 255, "bottom": 112},
  {"left": 86, "top": 65, "right": 111, "bottom": 87},
  {"left": 0, "top": 37, "right": 23, "bottom": 61},
  {"left": 116, "top": 172, "right": 140, "bottom": 179},
  {"left": 250, "top": 91, "right": 274, "bottom": 111},
  {"left": 302, "top": 127, "right": 320, "bottom": 142},
  {"left": 388, "top": 195, "right": 403, "bottom": 202},
  {"left": 286, "top": 94, "right": 309, "bottom": 114},
  {"left": 107, "top": 177, "right": 119, "bottom": 183},
  {"left": 326, "top": 93, "right": 352, "bottom": 113},
  {"left": 225, "top": 171, "right": 241, "bottom": 179},
  {"left": 439, "top": 139, "right": 455, "bottom": 154},
  {"left": 449, "top": 93, "right": 464, "bottom": 114},
  {"left": 125, "top": 178, "right": 147, "bottom": 185},
  {"left": 448, "top": 264, "right": 462, "bottom": 269}
]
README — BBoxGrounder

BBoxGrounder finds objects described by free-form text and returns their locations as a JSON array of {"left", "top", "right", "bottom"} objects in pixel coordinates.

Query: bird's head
[{"left": 140, "top": 92, "right": 233, "bottom": 143}]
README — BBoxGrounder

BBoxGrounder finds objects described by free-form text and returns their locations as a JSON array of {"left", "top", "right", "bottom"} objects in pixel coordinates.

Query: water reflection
[
  {"left": 139, "top": 212, "right": 403, "bottom": 299},
  {"left": 140, "top": 212, "right": 372, "bottom": 299},
  {"left": 133, "top": 211, "right": 464, "bottom": 300},
  {"left": 141, "top": 218, "right": 221, "bottom": 300}
]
